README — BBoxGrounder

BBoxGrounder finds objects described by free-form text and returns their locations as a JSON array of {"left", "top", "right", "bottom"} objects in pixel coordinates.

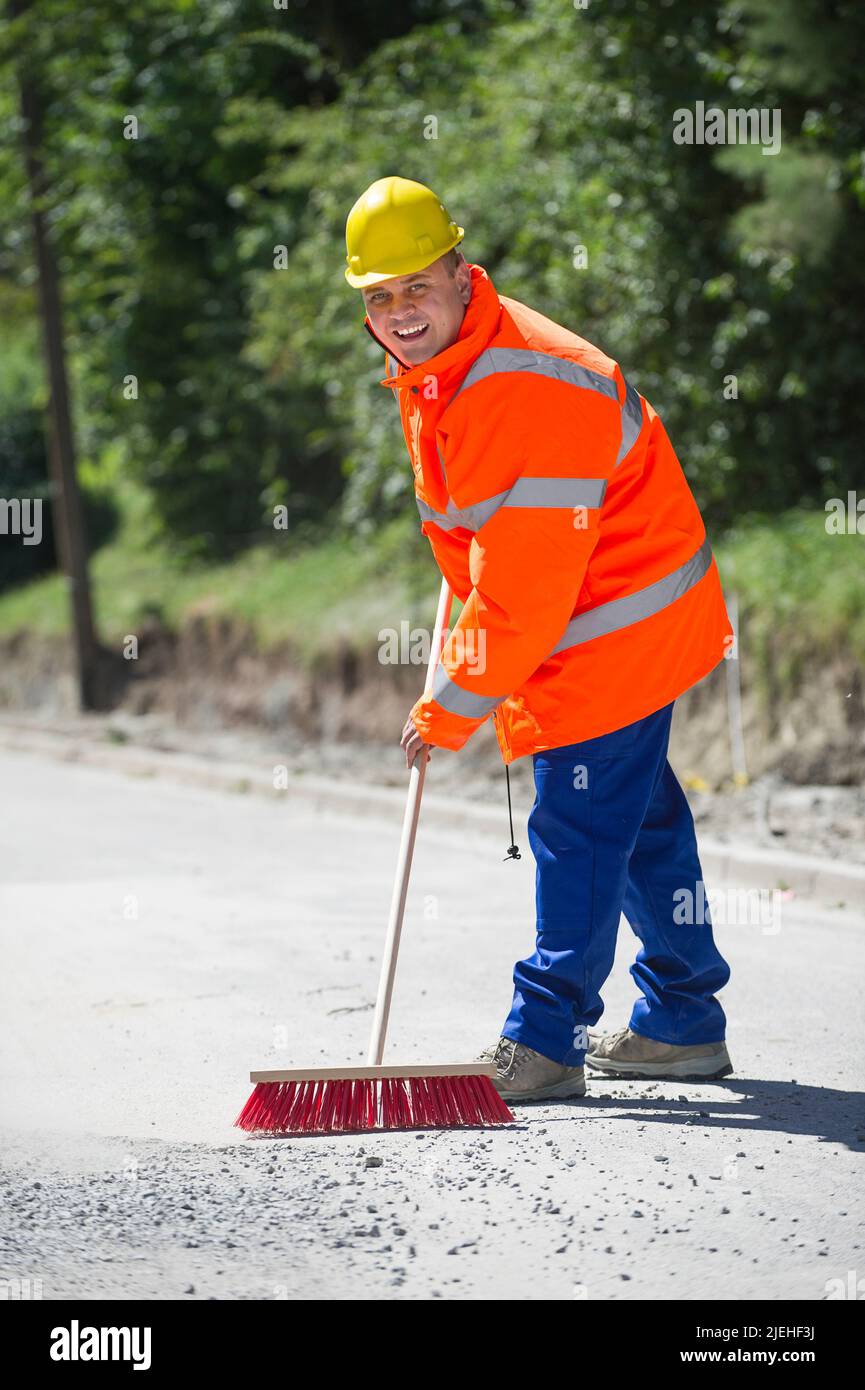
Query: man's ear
[{"left": 456, "top": 255, "right": 472, "bottom": 305}]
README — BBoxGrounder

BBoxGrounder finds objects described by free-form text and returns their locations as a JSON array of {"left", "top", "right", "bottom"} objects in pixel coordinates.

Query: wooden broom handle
[{"left": 366, "top": 576, "right": 453, "bottom": 1066}]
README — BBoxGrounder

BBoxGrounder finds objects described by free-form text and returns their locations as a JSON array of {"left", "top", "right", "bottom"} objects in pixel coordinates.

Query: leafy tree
[
  {"left": 0, "top": 0, "right": 485, "bottom": 558},
  {"left": 1, "top": 0, "right": 862, "bottom": 571}
]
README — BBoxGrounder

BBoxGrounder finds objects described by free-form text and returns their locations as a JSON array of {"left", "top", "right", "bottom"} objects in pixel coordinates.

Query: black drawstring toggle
[{"left": 504, "top": 764, "right": 521, "bottom": 861}]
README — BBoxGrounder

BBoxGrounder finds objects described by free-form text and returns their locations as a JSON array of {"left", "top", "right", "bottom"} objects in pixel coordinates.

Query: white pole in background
[{"left": 725, "top": 592, "right": 748, "bottom": 787}]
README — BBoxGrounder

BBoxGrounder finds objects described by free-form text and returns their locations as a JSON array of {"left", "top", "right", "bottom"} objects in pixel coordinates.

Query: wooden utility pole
[{"left": 10, "top": 0, "right": 99, "bottom": 708}]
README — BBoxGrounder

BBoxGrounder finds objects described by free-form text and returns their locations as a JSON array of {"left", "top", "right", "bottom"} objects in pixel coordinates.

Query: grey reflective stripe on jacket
[
  {"left": 416, "top": 492, "right": 509, "bottom": 533},
  {"left": 616, "top": 378, "right": 643, "bottom": 467},
  {"left": 416, "top": 348, "right": 643, "bottom": 534},
  {"left": 431, "top": 663, "right": 506, "bottom": 720},
  {"left": 419, "top": 344, "right": 700, "bottom": 718},
  {"left": 454, "top": 347, "right": 621, "bottom": 406},
  {"left": 506, "top": 477, "right": 607, "bottom": 508},
  {"left": 451, "top": 346, "right": 643, "bottom": 471},
  {"left": 415, "top": 476, "right": 606, "bottom": 533},
  {"left": 430, "top": 536, "right": 714, "bottom": 720},
  {"left": 551, "top": 537, "right": 713, "bottom": 654}
]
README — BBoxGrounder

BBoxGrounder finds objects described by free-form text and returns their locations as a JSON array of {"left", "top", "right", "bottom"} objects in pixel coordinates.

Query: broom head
[{"left": 235, "top": 1062, "right": 514, "bottom": 1135}]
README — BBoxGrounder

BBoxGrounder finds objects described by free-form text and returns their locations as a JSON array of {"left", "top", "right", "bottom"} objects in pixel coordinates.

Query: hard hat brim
[{"left": 345, "top": 228, "right": 465, "bottom": 288}]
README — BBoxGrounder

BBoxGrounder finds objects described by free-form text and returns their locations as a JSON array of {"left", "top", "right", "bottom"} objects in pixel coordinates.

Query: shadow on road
[{"left": 540, "top": 1079, "right": 865, "bottom": 1150}]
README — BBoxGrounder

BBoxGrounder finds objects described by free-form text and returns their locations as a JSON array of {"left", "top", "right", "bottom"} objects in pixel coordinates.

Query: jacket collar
[{"left": 362, "top": 263, "right": 503, "bottom": 396}]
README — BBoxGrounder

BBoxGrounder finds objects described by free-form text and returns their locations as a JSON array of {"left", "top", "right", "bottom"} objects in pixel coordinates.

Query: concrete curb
[{"left": 1, "top": 714, "right": 862, "bottom": 904}]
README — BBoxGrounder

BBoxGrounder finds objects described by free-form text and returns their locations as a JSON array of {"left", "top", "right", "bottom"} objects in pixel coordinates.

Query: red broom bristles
[{"left": 234, "top": 1074, "right": 514, "bottom": 1135}]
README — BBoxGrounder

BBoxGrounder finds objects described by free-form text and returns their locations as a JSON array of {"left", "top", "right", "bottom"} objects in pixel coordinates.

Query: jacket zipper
[
  {"left": 365, "top": 318, "right": 454, "bottom": 498},
  {"left": 493, "top": 706, "right": 512, "bottom": 757},
  {"left": 368, "top": 315, "right": 513, "bottom": 776},
  {"left": 368, "top": 303, "right": 518, "bottom": 784}
]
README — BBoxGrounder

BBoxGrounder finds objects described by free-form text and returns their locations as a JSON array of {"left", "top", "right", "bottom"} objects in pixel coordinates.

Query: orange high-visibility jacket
[{"left": 365, "top": 263, "right": 731, "bottom": 764}]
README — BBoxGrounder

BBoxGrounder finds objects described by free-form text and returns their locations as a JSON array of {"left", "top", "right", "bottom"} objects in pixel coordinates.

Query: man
[{"left": 345, "top": 175, "right": 733, "bottom": 1102}]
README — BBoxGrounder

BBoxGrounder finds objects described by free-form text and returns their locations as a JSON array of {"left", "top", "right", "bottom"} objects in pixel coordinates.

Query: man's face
[{"left": 361, "top": 254, "right": 472, "bottom": 366}]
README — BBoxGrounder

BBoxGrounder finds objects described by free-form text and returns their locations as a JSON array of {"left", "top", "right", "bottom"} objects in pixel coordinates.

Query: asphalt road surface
[{"left": 1, "top": 747, "right": 863, "bottom": 1300}]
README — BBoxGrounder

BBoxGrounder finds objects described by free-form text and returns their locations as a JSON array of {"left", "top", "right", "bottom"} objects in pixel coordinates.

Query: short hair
[{"left": 441, "top": 247, "right": 464, "bottom": 275}]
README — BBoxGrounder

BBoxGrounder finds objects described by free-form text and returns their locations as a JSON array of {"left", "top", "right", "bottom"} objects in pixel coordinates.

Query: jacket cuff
[{"left": 410, "top": 694, "right": 487, "bottom": 751}]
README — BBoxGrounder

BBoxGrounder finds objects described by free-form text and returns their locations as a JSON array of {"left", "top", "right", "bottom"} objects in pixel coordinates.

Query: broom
[{"left": 235, "top": 577, "right": 515, "bottom": 1136}]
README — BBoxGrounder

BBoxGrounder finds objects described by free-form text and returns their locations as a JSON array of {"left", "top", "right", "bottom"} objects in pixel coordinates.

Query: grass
[
  {"left": 716, "top": 507, "right": 865, "bottom": 685},
  {"left": 0, "top": 482, "right": 438, "bottom": 661},
  {"left": 1, "top": 487, "right": 862, "bottom": 684}
]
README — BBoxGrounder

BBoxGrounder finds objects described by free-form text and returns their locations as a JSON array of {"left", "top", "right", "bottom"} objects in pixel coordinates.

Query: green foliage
[
  {"left": 0, "top": 0, "right": 486, "bottom": 559},
  {"left": 0, "top": 0, "right": 862, "bottom": 580},
  {"left": 0, "top": 285, "right": 118, "bottom": 587},
  {"left": 1, "top": 492, "right": 860, "bottom": 702},
  {"left": 244, "top": 0, "right": 865, "bottom": 531},
  {"left": 0, "top": 474, "right": 437, "bottom": 658},
  {"left": 719, "top": 506, "right": 865, "bottom": 690}
]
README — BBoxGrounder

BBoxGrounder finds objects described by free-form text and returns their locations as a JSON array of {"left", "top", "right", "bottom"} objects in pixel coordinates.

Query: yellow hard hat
[{"left": 344, "top": 176, "right": 464, "bottom": 288}]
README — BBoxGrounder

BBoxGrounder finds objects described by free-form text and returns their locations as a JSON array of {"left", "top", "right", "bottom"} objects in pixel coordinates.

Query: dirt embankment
[{"left": 0, "top": 612, "right": 863, "bottom": 788}]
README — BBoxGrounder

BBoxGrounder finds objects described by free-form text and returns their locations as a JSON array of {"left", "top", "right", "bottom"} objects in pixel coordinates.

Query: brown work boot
[
  {"left": 477, "top": 1037, "right": 586, "bottom": 1101},
  {"left": 586, "top": 1026, "right": 732, "bottom": 1080}
]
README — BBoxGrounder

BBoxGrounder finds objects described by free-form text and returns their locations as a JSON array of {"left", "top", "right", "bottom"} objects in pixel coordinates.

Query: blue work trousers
[{"left": 502, "top": 702, "right": 730, "bottom": 1066}]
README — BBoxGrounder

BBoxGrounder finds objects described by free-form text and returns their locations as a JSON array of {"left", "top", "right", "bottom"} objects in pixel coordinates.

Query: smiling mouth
[{"left": 392, "top": 322, "right": 430, "bottom": 343}]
